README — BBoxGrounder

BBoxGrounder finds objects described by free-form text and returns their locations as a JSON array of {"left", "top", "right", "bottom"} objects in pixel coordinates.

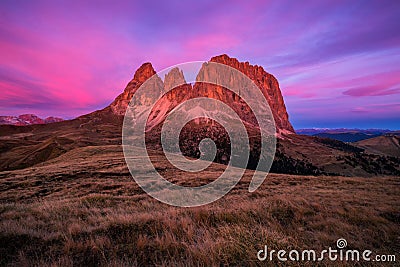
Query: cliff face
[
  {"left": 209, "top": 54, "right": 294, "bottom": 133},
  {"left": 110, "top": 54, "right": 294, "bottom": 134}
]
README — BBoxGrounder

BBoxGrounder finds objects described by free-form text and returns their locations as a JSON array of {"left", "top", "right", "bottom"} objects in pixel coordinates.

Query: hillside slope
[{"left": 354, "top": 135, "right": 400, "bottom": 157}]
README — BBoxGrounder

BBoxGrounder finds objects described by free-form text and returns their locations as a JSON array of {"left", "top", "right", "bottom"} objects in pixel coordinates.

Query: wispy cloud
[{"left": 343, "top": 86, "right": 400, "bottom": 97}]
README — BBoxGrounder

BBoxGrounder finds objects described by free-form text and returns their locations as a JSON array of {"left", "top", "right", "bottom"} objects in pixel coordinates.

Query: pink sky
[{"left": 1, "top": 0, "right": 399, "bottom": 129}]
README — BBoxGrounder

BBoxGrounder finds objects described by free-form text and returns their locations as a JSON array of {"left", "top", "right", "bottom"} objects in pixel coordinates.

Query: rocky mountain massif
[
  {"left": 111, "top": 54, "right": 294, "bottom": 135},
  {"left": 0, "top": 114, "right": 63, "bottom": 126},
  {"left": 0, "top": 55, "right": 399, "bottom": 176}
]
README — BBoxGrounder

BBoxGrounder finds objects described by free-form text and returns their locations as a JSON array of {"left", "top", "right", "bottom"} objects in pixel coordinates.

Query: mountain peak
[
  {"left": 210, "top": 54, "right": 240, "bottom": 65},
  {"left": 110, "top": 62, "right": 162, "bottom": 115},
  {"left": 210, "top": 54, "right": 266, "bottom": 73},
  {"left": 133, "top": 62, "right": 156, "bottom": 83},
  {"left": 164, "top": 67, "right": 186, "bottom": 91}
]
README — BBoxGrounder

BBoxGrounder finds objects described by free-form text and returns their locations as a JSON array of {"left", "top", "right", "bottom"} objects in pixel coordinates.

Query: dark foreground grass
[{"left": 0, "top": 146, "right": 399, "bottom": 266}]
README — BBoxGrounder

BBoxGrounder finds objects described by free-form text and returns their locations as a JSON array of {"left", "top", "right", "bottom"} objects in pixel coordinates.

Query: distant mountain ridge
[
  {"left": 0, "top": 114, "right": 63, "bottom": 126},
  {"left": 296, "top": 128, "right": 399, "bottom": 142}
]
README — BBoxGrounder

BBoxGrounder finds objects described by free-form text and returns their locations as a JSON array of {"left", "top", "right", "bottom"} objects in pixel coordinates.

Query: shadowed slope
[{"left": 354, "top": 135, "right": 400, "bottom": 157}]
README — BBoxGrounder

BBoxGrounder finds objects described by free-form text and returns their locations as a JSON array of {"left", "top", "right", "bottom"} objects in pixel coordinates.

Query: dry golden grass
[{"left": 0, "top": 145, "right": 399, "bottom": 266}]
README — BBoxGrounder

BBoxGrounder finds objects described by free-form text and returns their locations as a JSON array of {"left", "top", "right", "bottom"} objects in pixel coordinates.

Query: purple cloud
[{"left": 343, "top": 86, "right": 400, "bottom": 97}]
